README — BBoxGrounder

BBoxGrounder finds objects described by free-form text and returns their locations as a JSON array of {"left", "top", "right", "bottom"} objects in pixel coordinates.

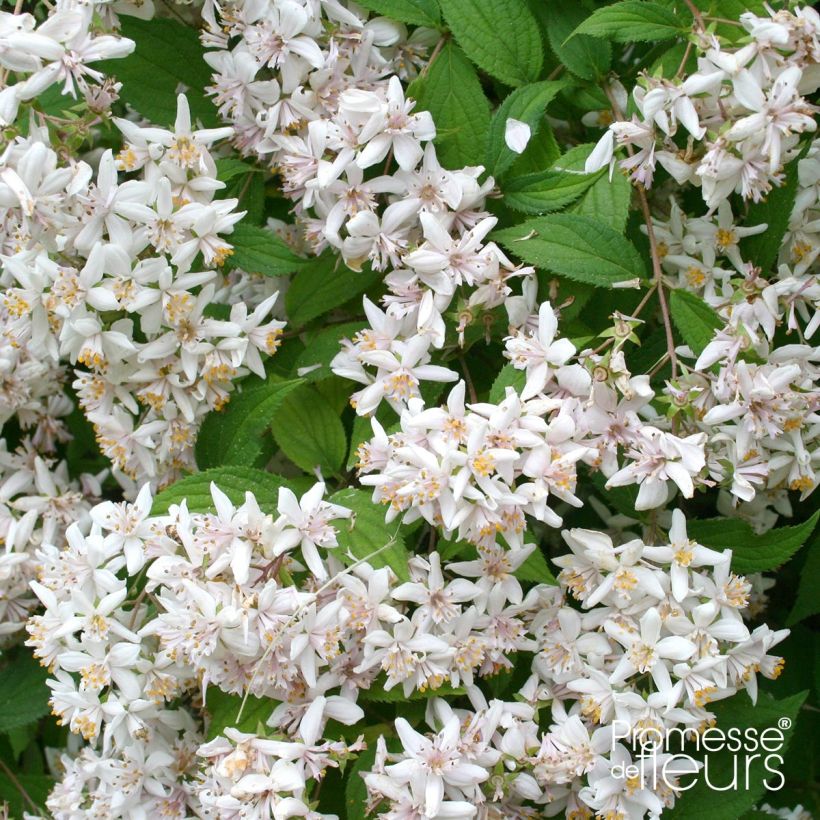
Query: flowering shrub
[{"left": 0, "top": 0, "right": 817, "bottom": 817}]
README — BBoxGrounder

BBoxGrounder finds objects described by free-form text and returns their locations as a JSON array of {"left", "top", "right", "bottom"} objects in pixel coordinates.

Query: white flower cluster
[
  {"left": 586, "top": 5, "right": 820, "bottom": 208},
  {"left": 201, "top": 0, "right": 534, "bottom": 413},
  {"left": 0, "top": 1, "right": 134, "bottom": 127},
  {"left": 27, "top": 483, "right": 788, "bottom": 819},
  {"left": 1, "top": 95, "right": 285, "bottom": 488}
]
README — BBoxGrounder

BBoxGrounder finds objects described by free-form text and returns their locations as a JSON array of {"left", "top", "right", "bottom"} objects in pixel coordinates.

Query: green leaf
[
  {"left": 226, "top": 223, "right": 306, "bottom": 278},
  {"left": 544, "top": 2, "right": 611, "bottom": 81},
  {"left": 152, "top": 467, "right": 290, "bottom": 514},
  {"left": 216, "top": 158, "right": 261, "bottom": 183},
  {"left": 438, "top": 0, "right": 543, "bottom": 86},
  {"left": 205, "top": 688, "right": 273, "bottom": 741},
  {"left": 358, "top": 674, "right": 464, "bottom": 701},
  {"left": 99, "top": 17, "right": 219, "bottom": 127},
  {"left": 669, "top": 289, "right": 721, "bottom": 356},
  {"left": 516, "top": 546, "right": 557, "bottom": 584},
  {"left": 271, "top": 385, "right": 347, "bottom": 475},
  {"left": 573, "top": 1, "right": 686, "bottom": 42},
  {"left": 688, "top": 511, "right": 819, "bottom": 574},
  {"left": 408, "top": 41, "right": 491, "bottom": 168},
  {"left": 330, "top": 488, "right": 410, "bottom": 581},
  {"left": 505, "top": 168, "right": 603, "bottom": 214},
  {"left": 665, "top": 690, "right": 807, "bottom": 820},
  {"left": 0, "top": 653, "right": 50, "bottom": 733},
  {"left": 294, "top": 323, "right": 364, "bottom": 383},
  {"left": 197, "top": 378, "right": 304, "bottom": 469},
  {"left": 493, "top": 213, "right": 647, "bottom": 287},
  {"left": 489, "top": 363, "right": 526, "bottom": 402},
  {"left": 486, "top": 80, "right": 567, "bottom": 178},
  {"left": 353, "top": 0, "right": 441, "bottom": 26},
  {"left": 787, "top": 534, "right": 820, "bottom": 625},
  {"left": 572, "top": 167, "right": 632, "bottom": 233},
  {"left": 740, "top": 149, "right": 802, "bottom": 272},
  {"left": 510, "top": 119, "right": 561, "bottom": 176},
  {"left": 285, "top": 253, "right": 380, "bottom": 327},
  {"left": 345, "top": 746, "right": 377, "bottom": 820},
  {"left": 0, "top": 772, "right": 53, "bottom": 817}
]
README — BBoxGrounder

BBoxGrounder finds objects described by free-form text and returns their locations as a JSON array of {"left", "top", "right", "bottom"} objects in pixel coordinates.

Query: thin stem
[
  {"left": 546, "top": 64, "right": 565, "bottom": 82},
  {"left": 419, "top": 34, "right": 448, "bottom": 79},
  {"left": 682, "top": 0, "right": 705, "bottom": 31},
  {"left": 631, "top": 283, "right": 658, "bottom": 319},
  {"left": 458, "top": 353, "right": 478, "bottom": 404},
  {"left": 603, "top": 86, "right": 678, "bottom": 379},
  {"left": 0, "top": 758, "right": 41, "bottom": 816},
  {"left": 675, "top": 41, "right": 693, "bottom": 79}
]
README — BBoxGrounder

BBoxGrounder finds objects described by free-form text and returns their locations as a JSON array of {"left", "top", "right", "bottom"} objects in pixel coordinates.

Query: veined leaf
[
  {"left": 516, "top": 546, "right": 557, "bottom": 584},
  {"left": 669, "top": 289, "right": 722, "bottom": 356},
  {"left": 294, "top": 323, "right": 365, "bottom": 383},
  {"left": 408, "top": 41, "right": 491, "bottom": 168},
  {"left": 505, "top": 168, "right": 603, "bottom": 214},
  {"left": 740, "top": 147, "right": 804, "bottom": 272},
  {"left": 787, "top": 533, "right": 820, "bottom": 625},
  {"left": 493, "top": 213, "right": 647, "bottom": 287},
  {"left": 205, "top": 688, "right": 273, "bottom": 740},
  {"left": 353, "top": 0, "right": 441, "bottom": 26},
  {"left": 543, "top": 2, "right": 611, "bottom": 81},
  {"left": 286, "top": 253, "right": 380, "bottom": 327},
  {"left": 196, "top": 378, "right": 303, "bottom": 468},
  {"left": 271, "top": 385, "right": 347, "bottom": 475},
  {"left": 489, "top": 363, "right": 526, "bottom": 402},
  {"left": 99, "top": 17, "right": 219, "bottom": 127},
  {"left": 0, "top": 653, "right": 50, "bottom": 733},
  {"left": 226, "top": 223, "right": 307, "bottom": 278},
  {"left": 486, "top": 80, "right": 567, "bottom": 178},
  {"left": 152, "top": 467, "right": 291, "bottom": 514},
  {"left": 688, "top": 511, "right": 819, "bottom": 574},
  {"left": 572, "top": 167, "right": 632, "bottom": 233},
  {"left": 573, "top": 1, "right": 686, "bottom": 43},
  {"left": 438, "top": 0, "right": 543, "bottom": 86},
  {"left": 330, "top": 488, "right": 410, "bottom": 581}
]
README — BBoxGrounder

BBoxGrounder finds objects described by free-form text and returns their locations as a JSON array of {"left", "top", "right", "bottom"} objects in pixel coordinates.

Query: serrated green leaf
[
  {"left": 285, "top": 253, "right": 380, "bottom": 327},
  {"left": 438, "top": 0, "right": 543, "bottom": 86},
  {"left": 486, "top": 80, "right": 567, "bottom": 178},
  {"left": 226, "top": 223, "right": 306, "bottom": 278},
  {"left": 0, "top": 653, "right": 50, "bottom": 733},
  {"left": 669, "top": 289, "right": 721, "bottom": 356},
  {"left": 510, "top": 118, "right": 561, "bottom": 176},
  {"left": 516, "top": 546, "right": 557, "bottom": 584},
  {"left": 489, "top": 363, "right": 526, "bottom": 402},
  {"left": 271, "top": 385, "right": 347, "bottom": 475},
  {"left": 353, "top": 0, "right": 441, "bottom": 26},
  {"left": 493, "top": 213, "right": 647, "bottom": 287},
  {"left": 205, "top": 688, "right": 273, "bottom": 740},
  {"left": 505, "top": 168, "right": 603, "bottom": 214},
  {"left": 197, "top": 378, "right": 304, "bottom": 469},
  {"left": 330, "top": 488, "right": 410, "bottom": 581},
  {"left": 294, "top": 323, "right": 364, "bottom": 383},
  {"left": 787, "top": 534, "right": 820, "bottom": 626},
  {"left": 216, "top": 158, "right": 261, "bottom": 183},
  {"left": 740, "top": 148, "right": 803, "bottom": 272},
  {"left": 152, "top": 467, "right": 290, "bottom": 514},
  {"left": 544, "top": 2, "right": 611, "bottom": 81},
  {"left": 573, "top": 1, "right": 686, "bottom": 42},
  {"left": 665, "top": 690, "right": 807, "bottom": 820},
  {"left": 99, "top": 17, "right": 219, "bottom": 127},
  {"left": 408, "top": 41, "right": 491, "bottom": 168},
  {"left": 688, "top": 511, "right": 819, "bottom": 574},
  {"left": 572, "top": 167, "right": 632, "bottom": 233}
]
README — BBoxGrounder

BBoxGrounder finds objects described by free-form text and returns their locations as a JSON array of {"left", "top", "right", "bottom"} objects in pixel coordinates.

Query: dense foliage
[{"left": 0, "top": 0, "right": 818, "bottom": 818}]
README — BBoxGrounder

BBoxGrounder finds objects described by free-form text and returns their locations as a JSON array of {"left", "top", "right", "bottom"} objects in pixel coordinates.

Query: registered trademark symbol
[{"left": 779, "top": 717, "right": 792, "bottom": 730}]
